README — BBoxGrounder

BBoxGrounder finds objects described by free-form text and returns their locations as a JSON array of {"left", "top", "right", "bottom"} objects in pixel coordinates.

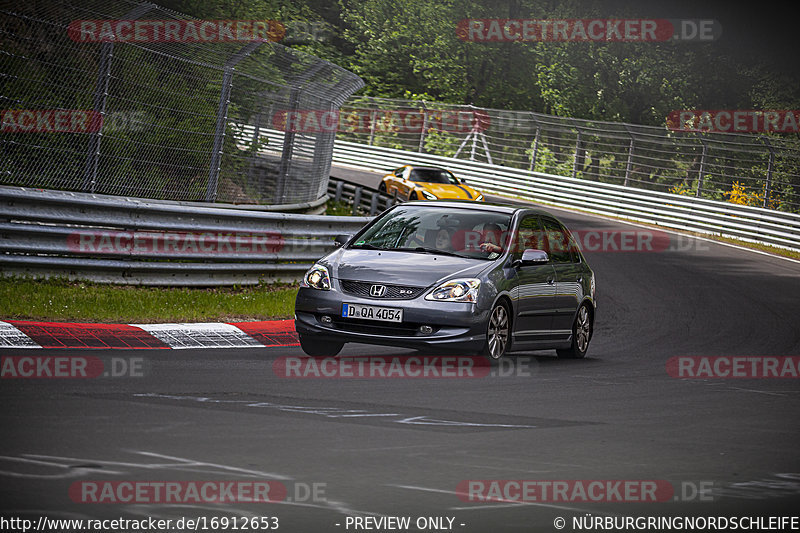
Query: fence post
[
  {"left": 417, "top": 101, "right": 428, "bottom": 152},
  {"left": 572, "top": 126, "right": 582, "bottom": 179},
  {"left": 624, "top": 125, "right": 635, "bottom": 187},
  {"left": 205, "top": 41, "right": 263, "bottom": 202},
  {"left": 82, "top": 3, "right": 155, "bottom": 193},
  {"left": 695, "top": 134, "right": 708, "bottom": 198},
  {"left": 274, "top": 86, "right": 299, "bottom": 203},
  {"left": 760, "top": 136, "right": 775, "bottom": 208},
  {"left": 470, "top": 127, "right": 478, "bottom": 161},
  {"left": 529, "top": 113, "right": 540, "bottom": 172},
  {"left": 368, "top": 108, "right": 377, "bottom": 146}
]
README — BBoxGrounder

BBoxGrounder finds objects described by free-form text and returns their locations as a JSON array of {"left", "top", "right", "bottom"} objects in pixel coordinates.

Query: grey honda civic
[{"left": 294, "top": 201, "right": 595, "bottom": 359}]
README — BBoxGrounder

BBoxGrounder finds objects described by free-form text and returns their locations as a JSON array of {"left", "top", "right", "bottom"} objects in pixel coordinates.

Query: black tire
[
  {"left": 378, "top": 181, "right": 387, "bottom": 193},
  {"left": 299, "top": 334, "right": 343, "bottom": 357},
  {"left": 408, "top": 190, "right": 418, "bottom": 201},
  {"left": 557, "top": 304, "right": 592, "bottom": 359},
  {"left": 482, "top": 301, "right": 511, "bottom": 360}
]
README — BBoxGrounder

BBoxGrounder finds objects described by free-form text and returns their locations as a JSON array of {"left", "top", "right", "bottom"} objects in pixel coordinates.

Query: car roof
[{"left": 401, "top": 199, "right": 555, "bottom": 217}]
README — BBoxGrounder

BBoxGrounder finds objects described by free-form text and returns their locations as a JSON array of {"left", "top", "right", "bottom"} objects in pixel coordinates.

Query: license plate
[{"left": 342, "top": 303, "right": 403, "bottom": 322}]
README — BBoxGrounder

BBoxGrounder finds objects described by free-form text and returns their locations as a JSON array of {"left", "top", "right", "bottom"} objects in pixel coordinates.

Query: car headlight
[
  {"left": 475, "top": 194, "right": 484, "bottom": 202},
  {"left": 420, "top": 189, "right": 437, "bottom": 200},
  {"left": 301, "top": 264, "right": 331, "bottom": 290},
  {"left": 425, "top": 278, "right": 481, "bottom": 303}
]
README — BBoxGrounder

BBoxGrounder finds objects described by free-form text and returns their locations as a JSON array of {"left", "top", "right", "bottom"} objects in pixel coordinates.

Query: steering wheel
[{"left": 406, "top": 235, "right": 425, "bottom": 247}]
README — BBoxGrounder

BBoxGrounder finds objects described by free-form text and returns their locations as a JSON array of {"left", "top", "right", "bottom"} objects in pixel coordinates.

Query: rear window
[{"left": 408, "top": 168, "right": 458, "bottom": 184}]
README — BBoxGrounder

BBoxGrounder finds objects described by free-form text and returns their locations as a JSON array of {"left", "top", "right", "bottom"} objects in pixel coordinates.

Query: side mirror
[
  {"left": 513, "top": 249, "right": 549, "bottom": 268},
  {"left": 333, "top": 234, "right": 352, "bottom": 248}
]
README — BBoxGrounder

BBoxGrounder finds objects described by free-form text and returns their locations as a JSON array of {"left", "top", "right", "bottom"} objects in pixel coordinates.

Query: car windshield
[
  {"left": 349, "top": 205, "right": 512, "bottom": 260},
  {"left": 409, "top": 168, "right": 458, "bottom": 184}
]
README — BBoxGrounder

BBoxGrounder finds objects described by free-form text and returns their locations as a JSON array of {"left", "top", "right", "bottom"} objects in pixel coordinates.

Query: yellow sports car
[{"left": 379, "top": 165, "right": 484, "bottom": 202}]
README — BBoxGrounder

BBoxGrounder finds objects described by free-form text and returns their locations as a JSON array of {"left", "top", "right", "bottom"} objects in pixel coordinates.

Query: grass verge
[{"left": 1, "top": 278, "right": 299, "bottom": 323}]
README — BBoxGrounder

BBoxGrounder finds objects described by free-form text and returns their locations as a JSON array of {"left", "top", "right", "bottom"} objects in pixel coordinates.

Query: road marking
[
  {"left": 0, "top": 321, "right": 41, "bottom": 349},
  {"left": 131, "top": 322, "right": 264, "bottom": 349}
]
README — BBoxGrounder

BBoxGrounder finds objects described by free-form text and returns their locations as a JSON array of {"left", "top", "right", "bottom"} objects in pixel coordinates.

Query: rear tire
[
  {"left": 557, "top": 304, "right": 592, "bottom": 359},
  {"left": 299, "top": 334, "right": 343, "bottom": 357},
  {"left": 408, "top": 190, "right": 418, "bottom": 201}
]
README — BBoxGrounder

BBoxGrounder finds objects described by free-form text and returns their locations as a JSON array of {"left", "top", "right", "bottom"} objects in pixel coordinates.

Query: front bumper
[{"left": 294, "top": 286, "right": 489, "bottom": 353}]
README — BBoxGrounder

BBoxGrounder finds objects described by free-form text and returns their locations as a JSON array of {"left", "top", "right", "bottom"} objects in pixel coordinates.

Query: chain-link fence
[
  {"left": 0, "top": 0, "right": 364, "bottom": 205},
  {"left": 3, "top": 1, "right": 797, "bottom": 213},
  {"left": 335, "top": 96, "right": 800, "bottom": 213}
]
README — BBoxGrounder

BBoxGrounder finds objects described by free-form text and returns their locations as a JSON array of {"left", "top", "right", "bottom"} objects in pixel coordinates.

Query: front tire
[
  {"left": 557, "top": 304, "right": 592, "bottom": 359},
  {"left": 483, "top": 301, "right": 511, "bottom": 360},
  {"left": 299, "top": 334, "right": 343, "bottom": 357},
  {"left": 378, "top": 181, "right": 387, "bottom": 193},
  {"left": 408, "top": 190, "right": 418, "bottom": 201}
]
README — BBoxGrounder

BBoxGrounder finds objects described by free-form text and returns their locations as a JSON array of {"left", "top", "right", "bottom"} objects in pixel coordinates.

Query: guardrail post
[
  {"left": 335, "top": 180, "right": 344, "bottom": 203},
  {"left": 205, "top": 41, "right": 263, "bottom": 202},
  {"left": 352, "top": 186, "right": 363, "bottom": 215},
  {"left": 369, "top": 191, "right": 379, "bottom": 215},
  {"left": 695, "top": 134, "right": 708, "bottom": 198},
  {"left": 82, "top": 3, "right": 155, "bottom": 193},
  {"left": 760, "top": 136, "right": 775, "bottom": 208}
]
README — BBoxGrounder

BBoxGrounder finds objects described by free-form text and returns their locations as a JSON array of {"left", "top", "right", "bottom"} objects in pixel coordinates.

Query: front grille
[
  {"left": 340, "top": 280, "right": 426, "bottom": 300},
  {"left": 330, "top": 316, "right": 437, "bottom": 337}
]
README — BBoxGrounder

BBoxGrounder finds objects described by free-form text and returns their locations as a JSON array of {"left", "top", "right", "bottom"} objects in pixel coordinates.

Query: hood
[
  {"left": 417, "top": 182, "right": 480, "bottom": 200},
  {"left": 326, "top": 249, "right": 490, "bottom": 288}
]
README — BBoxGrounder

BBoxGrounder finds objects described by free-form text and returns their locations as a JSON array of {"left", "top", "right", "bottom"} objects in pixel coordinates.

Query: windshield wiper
[
  {"left": 390, "top": 246, "right": 465, "bottom": 258},
  {"left": 349, "top": 242, "right": 380, "bottom": 250}
]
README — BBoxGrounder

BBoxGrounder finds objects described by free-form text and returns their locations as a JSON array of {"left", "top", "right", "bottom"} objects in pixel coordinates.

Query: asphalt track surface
[{"left": 1, "top": 166, "right": 799, "bottom": 532}]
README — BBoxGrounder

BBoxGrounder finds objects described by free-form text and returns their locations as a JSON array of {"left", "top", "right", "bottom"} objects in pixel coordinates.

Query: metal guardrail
[
  {"left": 0, "top": 186, "right": 372, "bottom": 285},
  {"left": 337, "top": 96, "right": 800, "bottom": 213},
  {"left": 327, "top": 177, "right": 397, "bottom": 216},
  {"left": 328, "top": 139, "right": 800, "bottom": 252}
]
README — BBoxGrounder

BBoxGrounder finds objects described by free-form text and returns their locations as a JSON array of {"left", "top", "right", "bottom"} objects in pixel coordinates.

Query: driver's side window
[{"left": 511, "top": 216, "right": 545, "bottom": 260}]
